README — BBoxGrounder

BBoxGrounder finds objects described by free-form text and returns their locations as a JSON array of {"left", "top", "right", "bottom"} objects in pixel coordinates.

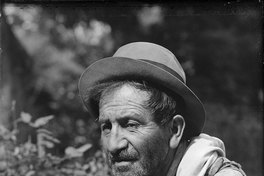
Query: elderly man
[{"left": 78, "top": 42, "right": 246, "bottom": 176}]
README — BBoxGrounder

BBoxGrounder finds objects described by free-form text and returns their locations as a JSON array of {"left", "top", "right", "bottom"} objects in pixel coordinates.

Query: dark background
[{"left": 1, "top": 2, "right": 262, "bottom": 175}]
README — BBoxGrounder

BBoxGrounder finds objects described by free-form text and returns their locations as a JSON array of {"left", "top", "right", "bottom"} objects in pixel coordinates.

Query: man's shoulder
[
  {"left": 207, "top": 157, "right": 246, "bottom": 176},
  {"left": 214, "top": 168, "right": 245, "bottom": 176}
]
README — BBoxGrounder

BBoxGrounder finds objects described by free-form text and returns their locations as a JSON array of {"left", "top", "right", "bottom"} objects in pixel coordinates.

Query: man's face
[{"left": 98, "top": 84, "right": 173, "bottom": 176}]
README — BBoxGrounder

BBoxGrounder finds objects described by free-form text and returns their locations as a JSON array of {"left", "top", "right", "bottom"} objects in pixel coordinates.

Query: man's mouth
[
  {"left": 112, "top": 158, "right": 136, "bottom": 163},
  {"left": 111, "top": 157, "right": 137, "bottom": 167},
  {"left": 114, "top": 160, "right": 133, "bottom": 167},
  {"left": 108, "top": 151, "right": 139, "bottom": 168}
]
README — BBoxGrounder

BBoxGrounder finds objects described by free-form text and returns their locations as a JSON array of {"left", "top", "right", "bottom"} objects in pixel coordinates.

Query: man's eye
[
  {"left": 125, "top": 122, "right": 140, "bottom": 128},
  {"left": 101, "top": 123, "right": 111, "bottom": 133}
]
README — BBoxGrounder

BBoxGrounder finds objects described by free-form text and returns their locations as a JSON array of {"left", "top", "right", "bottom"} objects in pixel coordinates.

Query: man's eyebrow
[
  {"left": 98, "top": 118, "right": 109, "bottom": 124},
  {"left": 97, "top": 113, "right": 145, "bottom": 124},
  {"left": 117, "top": 115, "right": 145, "bottom": 124}
]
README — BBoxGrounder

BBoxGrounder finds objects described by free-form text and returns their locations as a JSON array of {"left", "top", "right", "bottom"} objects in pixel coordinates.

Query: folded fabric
[{"left": 176, "top": 133, "right": 226, "bottom": 176}]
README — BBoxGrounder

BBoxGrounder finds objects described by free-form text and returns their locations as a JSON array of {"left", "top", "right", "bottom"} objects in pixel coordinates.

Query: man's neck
[{"left": 164, "top": 140, "right": 189, "bottom": 176}]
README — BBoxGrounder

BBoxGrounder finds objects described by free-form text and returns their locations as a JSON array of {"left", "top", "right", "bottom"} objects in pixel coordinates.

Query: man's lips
[
  {"left": 108, "top": 151, "right": 139, "bottom": 165},
  {"left": 114, "top": 160, "right": 133, "bottom": 167},
  {"left": 111, "top": 158, "right": 137, "bottom": 163},
  {"left": 111, "top": 159, "right": 137, "bottom": 168}
]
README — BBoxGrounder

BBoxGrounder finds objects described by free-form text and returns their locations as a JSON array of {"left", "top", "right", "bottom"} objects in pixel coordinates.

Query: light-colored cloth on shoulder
[
  {"left": 177, "top": 133, "right": 225, "bottom": 176},
  {"left": 165, "top": 133, "right": 246, "bottom": 176}
]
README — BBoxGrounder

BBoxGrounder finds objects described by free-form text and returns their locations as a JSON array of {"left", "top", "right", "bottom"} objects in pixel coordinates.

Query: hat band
[{"left": 139, "top": 59, "right": 185, "bottom": 83}]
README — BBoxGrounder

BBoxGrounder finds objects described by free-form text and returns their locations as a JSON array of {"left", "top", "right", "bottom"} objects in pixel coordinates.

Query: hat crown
[{"left": 113, "top": 42, "right": 186, "bottom": 83}]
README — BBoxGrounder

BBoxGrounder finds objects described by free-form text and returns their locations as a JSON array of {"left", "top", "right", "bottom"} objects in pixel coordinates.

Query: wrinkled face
[{"left": 98, "top": 84, "right": 172, "bottom": 176}]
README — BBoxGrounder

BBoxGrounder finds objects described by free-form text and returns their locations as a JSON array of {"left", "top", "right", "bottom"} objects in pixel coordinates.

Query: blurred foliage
[
  {"left": 204, "top": 103, "right": 262, "bottom": 175},
  {"left": 1, "top": 3, "right": 262, "bottom": 176},
  {"left": 0, "top": 112, "right": 110, "bottom": 176}
]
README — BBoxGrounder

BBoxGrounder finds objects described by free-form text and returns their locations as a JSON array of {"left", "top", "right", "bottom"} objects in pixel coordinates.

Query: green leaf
[
  {"left": 65, "top": 147, "right": 83, "bottom": 158},
  {"left": 21, "top": 112, "right": 32, "bottom": 124},
  {"left": 76, "top": 143, "right": 92, "bottom": 153},
  {"left": 33, "top": 115, "right": 54, "bottom": 128}
]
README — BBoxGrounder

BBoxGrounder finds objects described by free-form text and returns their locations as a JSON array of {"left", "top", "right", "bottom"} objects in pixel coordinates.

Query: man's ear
[{"left": 169, "top": 115, "right": 185, "bottom": 149}]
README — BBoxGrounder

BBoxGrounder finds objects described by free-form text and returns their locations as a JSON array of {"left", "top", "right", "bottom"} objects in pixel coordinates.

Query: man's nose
[{"left": 107, "top": 127, "right": 128, "bottom": 153}]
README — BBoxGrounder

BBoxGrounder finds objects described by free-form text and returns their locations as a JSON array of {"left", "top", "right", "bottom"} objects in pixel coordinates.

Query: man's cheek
[
  {"left": 143, "top": 134, "right": 168, "bottom": 162},
  {"left": 100, "top": 144, "right": 111, "bottom": 166},
  {"left": 101, "top": 136, "right": 109, "bottom": 151},
  {"left": 103, "top": 152, "right": 115, "bottom": 170}
]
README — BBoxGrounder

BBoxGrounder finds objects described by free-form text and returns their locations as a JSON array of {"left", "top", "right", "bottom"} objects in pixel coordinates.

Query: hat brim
[{"left": 79, "top": 57, "right": 205, "bottom": 136}]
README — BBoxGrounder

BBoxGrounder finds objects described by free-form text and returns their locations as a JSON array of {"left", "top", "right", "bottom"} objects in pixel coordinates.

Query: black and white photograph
[{"left": 0, "top": 2, "right": 262, "bottom": 176}]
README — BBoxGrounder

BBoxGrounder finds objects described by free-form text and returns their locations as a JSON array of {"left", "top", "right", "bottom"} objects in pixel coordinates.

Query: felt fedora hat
[{"left": 79, "top": 42, "right": 205, "bottom": 137}]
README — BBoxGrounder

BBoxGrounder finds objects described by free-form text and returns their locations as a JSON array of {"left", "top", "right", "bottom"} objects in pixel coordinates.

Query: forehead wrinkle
[
  {"left": 99, "top": 99, "right": 147, "bottom": 119},
  {"left": 100, "top": 84, "right": 149, "bottom": 108},
  {"left": 99, "top": 84, "right": 151, "bottom": 121}
]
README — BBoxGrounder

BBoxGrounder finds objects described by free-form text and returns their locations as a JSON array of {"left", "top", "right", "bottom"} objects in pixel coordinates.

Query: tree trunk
[{"left": 0, "top": 12, "right": 34, "bottom": 129}]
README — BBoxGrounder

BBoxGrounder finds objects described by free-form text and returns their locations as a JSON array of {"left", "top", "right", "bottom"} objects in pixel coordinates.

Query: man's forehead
[
  {"left": 100, "top": 83, "right": 149, "bottom": 103},
  {"left": 98, "top": 83, "right": 152, "bottom": 121},
  {"left": 98, "top": 109, "right": 145, "bottom": 123}
]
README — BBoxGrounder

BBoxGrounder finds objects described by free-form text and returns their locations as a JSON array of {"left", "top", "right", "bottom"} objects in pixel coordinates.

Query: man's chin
[
  {"left": 111, "top": 161, "right": 146, "bottom": 176},
  {"left": 113, "top": 161, "right": 131, "bottom": 172}
]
